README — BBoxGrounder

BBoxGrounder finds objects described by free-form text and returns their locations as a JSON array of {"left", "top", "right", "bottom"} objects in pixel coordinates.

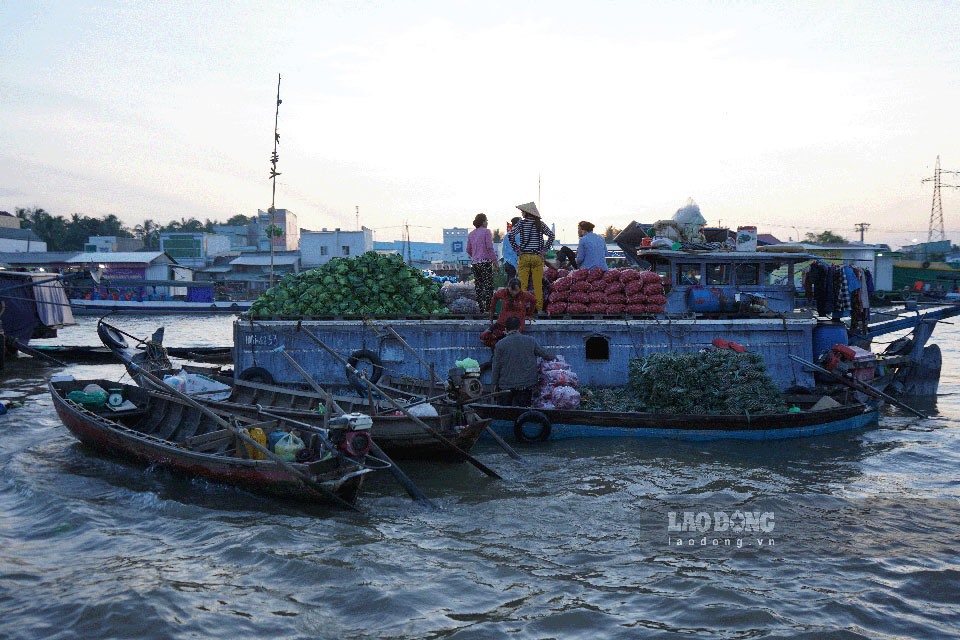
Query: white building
[
  {"left": 257, "top": 209, "right": 300, "bottom": 252},
  {"left": 300, "top": 227, "right": 374, "bottom": 267},
  {"left": 443, "top": 227, "right": 469, "bottom": 264},
  {"left": 159, "top": 232, "right": 232, "bottom": 268},
  {"left": 84, "top": 236, "right": 144, "bottom": 252},
  {"left": 0, "top": 227, "right": 46, "bottom": 252}
]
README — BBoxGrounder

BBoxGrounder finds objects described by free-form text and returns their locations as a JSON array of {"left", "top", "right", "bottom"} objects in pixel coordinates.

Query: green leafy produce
[
  {"left": 580, "top": 350, "right": 788, "bottom": 415},
  {"left": 248, "top": 252, "right": 448, "bottom": 317}
]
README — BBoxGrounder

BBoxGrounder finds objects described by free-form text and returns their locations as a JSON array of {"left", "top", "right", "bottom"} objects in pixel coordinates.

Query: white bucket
[{"left": 736, "top": 226, "right": 757, "bottom": 251}]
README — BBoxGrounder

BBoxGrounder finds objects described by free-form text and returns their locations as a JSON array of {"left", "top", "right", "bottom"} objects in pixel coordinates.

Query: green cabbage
[{"left": 248, "top": 251, "right": 447, "bottom": 318}]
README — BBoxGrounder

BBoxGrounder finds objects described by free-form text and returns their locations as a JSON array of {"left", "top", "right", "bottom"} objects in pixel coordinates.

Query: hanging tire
[
  {"left": 346, "top": 349, "right": 383, "bottom": 394},
  {"left": 98, "top": 323, "right": 128, "bottom": 350},
  {"left": 238, "top": 366, "right": 274, "bottom": 385},
  {"left": 513, "top": 410, "right": 552, "bottom": 443}
]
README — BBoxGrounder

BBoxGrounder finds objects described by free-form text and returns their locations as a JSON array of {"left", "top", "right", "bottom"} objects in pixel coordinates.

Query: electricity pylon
[{"left": 922, "top": 156, "right": 960, "bottom": 243}]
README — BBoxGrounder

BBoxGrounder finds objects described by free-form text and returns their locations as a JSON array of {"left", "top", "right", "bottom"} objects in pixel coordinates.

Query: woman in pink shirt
[{"left": 467, "top": 213, "right": 497, "bottom": 313}]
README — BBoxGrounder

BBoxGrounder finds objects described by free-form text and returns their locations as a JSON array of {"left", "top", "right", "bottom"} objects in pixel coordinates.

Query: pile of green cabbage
[{"left": 248, "top": 252, "right": 447, "bottom": 317}]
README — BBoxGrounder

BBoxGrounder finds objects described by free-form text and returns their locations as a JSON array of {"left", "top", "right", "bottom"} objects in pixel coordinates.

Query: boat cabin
[{"left": 631, "top": 249, "right": 811, "bottom": 314}]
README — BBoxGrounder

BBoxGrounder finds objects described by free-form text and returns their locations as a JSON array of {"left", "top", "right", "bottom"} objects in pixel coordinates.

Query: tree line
[{"left": 13, "top": 207, "right": 254, "bottom": 252}]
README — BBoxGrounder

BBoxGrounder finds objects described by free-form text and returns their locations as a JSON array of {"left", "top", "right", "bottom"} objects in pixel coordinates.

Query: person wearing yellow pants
[{"left": 506, "top": 201, "right": 555, "bottom": 312}]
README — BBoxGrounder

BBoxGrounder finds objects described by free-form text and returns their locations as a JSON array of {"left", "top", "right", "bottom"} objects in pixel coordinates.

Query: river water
[{"left": 1, "top": 315, "right": 958, "bottom": 639}]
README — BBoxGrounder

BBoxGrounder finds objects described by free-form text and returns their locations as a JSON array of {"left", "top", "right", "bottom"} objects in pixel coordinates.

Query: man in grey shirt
[{"left": 491, "top": 316, "right": 556, "bottom": 406}]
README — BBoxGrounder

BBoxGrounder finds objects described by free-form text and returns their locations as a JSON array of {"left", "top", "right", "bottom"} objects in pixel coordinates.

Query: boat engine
[
  {"left": 446, "top": 366, "right": 484, "bottom": 403},
  {"left": 327, "top": 412, "right": 373, "bottom": 457}
]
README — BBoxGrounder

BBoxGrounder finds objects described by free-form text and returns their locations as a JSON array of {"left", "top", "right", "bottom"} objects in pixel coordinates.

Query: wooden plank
[{"left": 186, "top": 429, "right": 233, "bottom": 452}]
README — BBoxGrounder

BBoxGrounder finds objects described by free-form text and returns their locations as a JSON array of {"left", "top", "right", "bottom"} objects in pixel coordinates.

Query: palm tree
[{"left": 134, "top": 219, "right": 161, "bottom": 249}]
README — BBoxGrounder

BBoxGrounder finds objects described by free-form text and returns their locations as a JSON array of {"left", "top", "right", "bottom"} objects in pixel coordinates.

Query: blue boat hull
[
  {"left": 474, "top": 403, "right": 881, "bottom": 442},
  {"left": 233, "top": 316, "right": 821, "bottom": 392}
]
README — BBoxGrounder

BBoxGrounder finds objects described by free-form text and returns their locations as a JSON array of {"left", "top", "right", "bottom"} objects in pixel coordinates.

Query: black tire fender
[
  {"left": 238, "top": 366, "right": 274, "bottom": 385},
  {"left": 346, "top": 349, "right": 384, "bottom": 393},
  {"left": 513, "top": 410, "right": 552, "bottom": 443},
  {"left": 99, "top": 323, "right": 128, "bottom": 350}
]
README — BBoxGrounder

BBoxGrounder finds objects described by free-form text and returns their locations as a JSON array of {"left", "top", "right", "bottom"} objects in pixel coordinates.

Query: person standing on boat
[
  {"left": 492, "top": 316, "right": 555, "bottom": 407},
  {"left": 507, "top": 202, "right": 554, "bottom": 312},
  {"left": 557, "top": 220, "right": 608, "bottom": 271},
  {"left": 467, "top": 213, "right": 498, "bottom": 314},
  {"left": 500, "top": 216, "right": 520, "bottom": 280}
]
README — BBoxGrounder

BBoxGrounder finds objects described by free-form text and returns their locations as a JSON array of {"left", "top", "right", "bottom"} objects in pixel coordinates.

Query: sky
[{"left": 2, "top": 0, "right": 960, "bottom": 248}]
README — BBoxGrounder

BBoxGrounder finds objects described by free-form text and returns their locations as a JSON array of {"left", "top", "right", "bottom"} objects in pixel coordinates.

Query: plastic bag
[
  {"left": 274, "top": 432, "right": 305, "bottom": 461},
  {"left": 551, "top": 385, "right": 581, "bottom": 409},
  {"left": 163, "top": 372, "right": 188, "bottom": 393},
  {"left": 542, "top": 368, "right": 579, "bottom": 387}
]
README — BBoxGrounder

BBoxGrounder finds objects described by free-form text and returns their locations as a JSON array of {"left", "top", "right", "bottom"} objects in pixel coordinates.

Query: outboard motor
[
  {"left": 327, "top": 412, "right": 373, "bottom": 458},
  {"left": 446, "top": 366, "right": 484, "bottom": 403}
]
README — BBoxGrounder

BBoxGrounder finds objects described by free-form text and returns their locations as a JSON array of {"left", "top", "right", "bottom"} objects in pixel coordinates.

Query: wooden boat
[
  {"left": 49, "top": 378, "right": 374, "bottom": 506},
  {"left": 192, "top": 378, "right": 489, "bottom": 461},
  {"left": 22, "top": 343, "right": 233, "bottom": 365},
  {"left": 471, "top": 395, "right": 881, "bottom": 442},
  {"left": 98, "top": 319, "right": 489, "bottom": 460}
]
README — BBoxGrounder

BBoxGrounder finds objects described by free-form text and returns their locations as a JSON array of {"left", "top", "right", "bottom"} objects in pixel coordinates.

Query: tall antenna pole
[
  {"left": 356, "top": 205, "right": 359, "bottom": 231},
  {"left": 268, "top": 73, "right": 282, "bottom": 288},
  {"left": 922, "top": 155, "right": 960, "bottom": 243}
]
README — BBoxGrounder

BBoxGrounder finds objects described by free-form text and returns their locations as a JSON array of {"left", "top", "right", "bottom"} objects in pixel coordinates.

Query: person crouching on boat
[
  {"left": 556, "top": 220, "right": 608, "bottom": 271},
  {"left": 480, "top": 277, "right": 537, "bottom": 348},
  {"left": 492, "top": 316, "right": 555, "bottom": 407}
]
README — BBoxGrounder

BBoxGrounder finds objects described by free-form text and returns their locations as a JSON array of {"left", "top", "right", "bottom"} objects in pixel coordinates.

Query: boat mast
[{"left": 268, "top": 73, "right": 282, "bottom": 288}]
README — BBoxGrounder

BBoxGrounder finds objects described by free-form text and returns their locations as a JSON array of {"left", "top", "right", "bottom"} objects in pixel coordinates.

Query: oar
[
  {"left": 379, "top": 323, "right": 524, "bottom": 461},
  {"left": 382, "top": 324, "right": 441, "bottom": 387},
  {"left": 788, "top": 354, "right": 927, "bottom": 419},
  {"left": 274, "top": 348, "right": 438, "bottom": 507},
  {"left": 14, "top": 339, "right": 67, "bottom": 367},
  {"left": 291, "top": 325, "right": 503, "bottom": 479},
  {"left": 127, "top": 361, "right": 360, "bottom": 510}
]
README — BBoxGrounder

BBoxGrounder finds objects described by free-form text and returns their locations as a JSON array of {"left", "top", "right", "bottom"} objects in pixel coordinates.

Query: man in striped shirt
[{"left": 507, "top": 201, "right": 555, "bottom": 311}]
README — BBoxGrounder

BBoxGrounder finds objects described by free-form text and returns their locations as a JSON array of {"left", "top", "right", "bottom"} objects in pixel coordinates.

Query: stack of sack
[
  {"left": 545, "top": 267, "right": 666, "bottom": 316},
  {"left": 533, "top": 355, "right": 581, "bottom": 409}
]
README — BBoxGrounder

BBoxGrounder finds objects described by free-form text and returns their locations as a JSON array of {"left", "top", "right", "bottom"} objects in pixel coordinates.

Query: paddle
[
  {"left": 788, "top": 354, "right": 927, "bottom": 419},
  {"left": 273, "top": 348, "right": 437, "bottom": 507},
  {"left": 14, "top": 339, "right": 67, "bottom": 367},
  {"left": 289, "top": 325, "right": 503, "bottom": 480},
  {"left": 377, "top": 322, "right": 525, "bottom": 462},
  {"left": 126, "top": 361, "right": 360, "bottom": 510}
]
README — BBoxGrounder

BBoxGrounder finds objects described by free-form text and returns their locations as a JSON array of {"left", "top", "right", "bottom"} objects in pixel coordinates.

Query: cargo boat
[{"left": 232, "top": 248, "right": 960, "bottom": 398}]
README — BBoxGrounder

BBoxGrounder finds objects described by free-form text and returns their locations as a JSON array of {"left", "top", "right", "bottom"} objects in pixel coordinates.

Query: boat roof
[
  {"left": 230, "top": 255, "right": 300, "bottom": 266},
  {"left": 635, "top": 248, "right": 815, "bottom": 263},
  {"left": 65, "top": 251, "right": 174, "bottom": 264}
]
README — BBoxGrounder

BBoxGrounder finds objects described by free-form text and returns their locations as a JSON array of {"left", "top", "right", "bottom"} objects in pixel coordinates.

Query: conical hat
[{"left": 516, "top": 202, "right": 540, "bottom": 218}]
